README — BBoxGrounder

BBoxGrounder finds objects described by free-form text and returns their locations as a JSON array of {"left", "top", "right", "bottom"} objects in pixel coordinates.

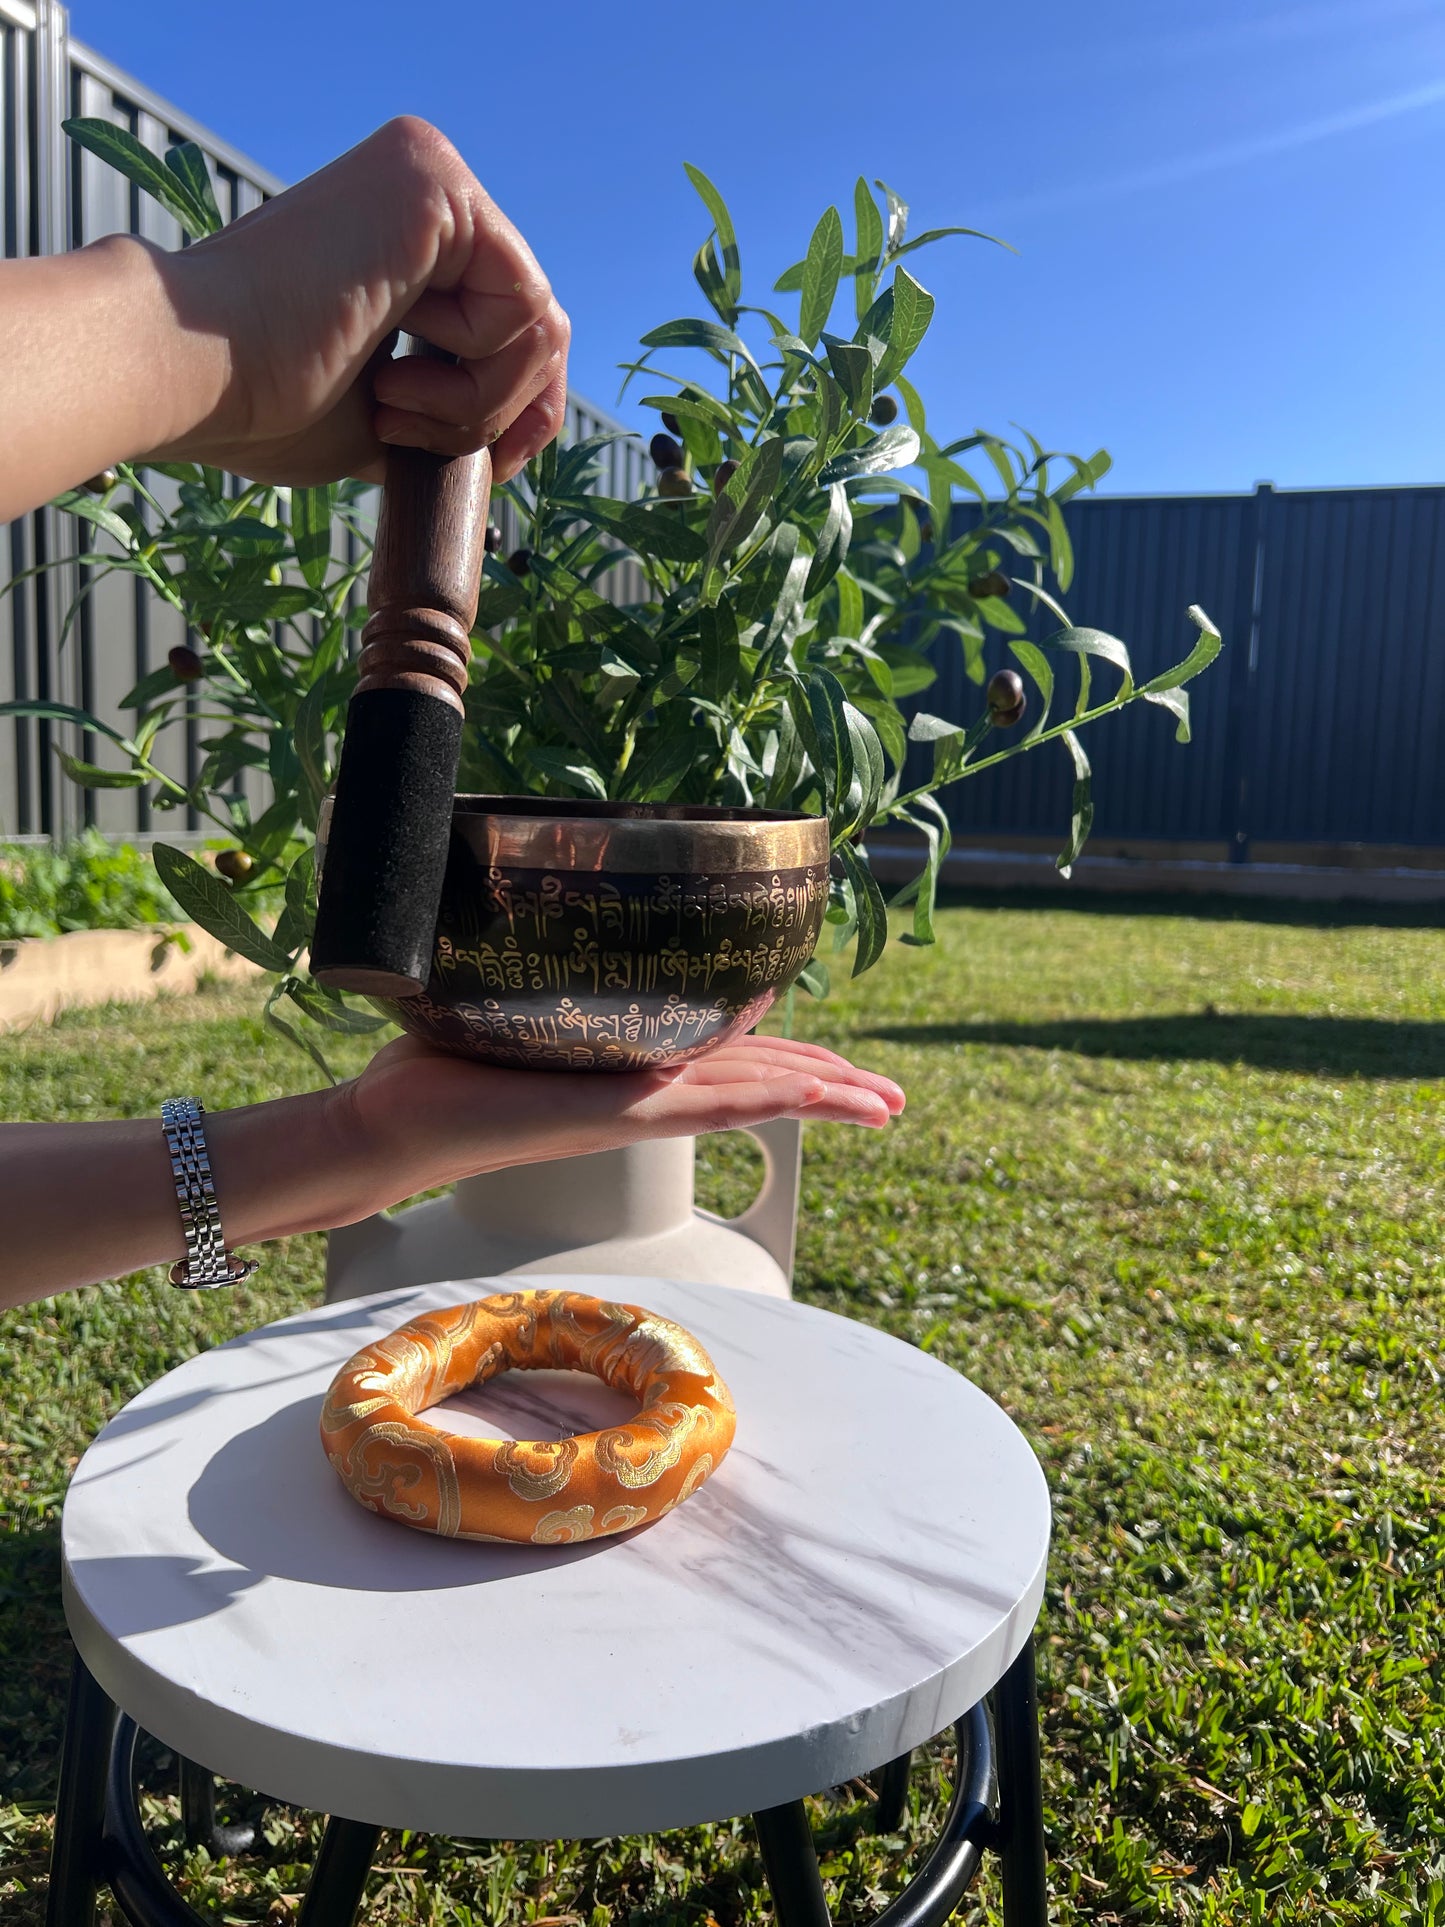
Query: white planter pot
[{"left": 325, "top": 1117, "right": 802, "bottom": 1302}]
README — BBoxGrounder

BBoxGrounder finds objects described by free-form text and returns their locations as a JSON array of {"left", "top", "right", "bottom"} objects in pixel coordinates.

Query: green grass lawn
[{"left": 3, "top": 896, "right": 1444, "bottom": 1926}]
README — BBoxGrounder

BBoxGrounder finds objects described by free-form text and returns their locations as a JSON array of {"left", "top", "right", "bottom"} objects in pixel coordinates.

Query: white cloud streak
[{"left": 984, "top": 77, "right": 1445, "bottom": 220}]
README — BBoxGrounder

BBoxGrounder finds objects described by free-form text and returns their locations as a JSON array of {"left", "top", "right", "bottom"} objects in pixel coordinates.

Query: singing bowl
[{"left": 369, "top": 798, "right": 831, "bottom": 1071}]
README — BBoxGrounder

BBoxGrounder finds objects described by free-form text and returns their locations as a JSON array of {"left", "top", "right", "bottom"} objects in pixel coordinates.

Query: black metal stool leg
[
  {"left": 873, "top": 1751, "right": 913, "bottom": 1834},
  {"left": 47, "top": 1654, "right": 120, "bottom": 1927},
  {"left": 752, "top": 1800, "right": 831, "bottom": 1927},
  {"left": 178, "top": 1759, "right": 255, "bottom": 1858},
  {"left": 992, "top": 1635, "right": 1048, "bottom": 1927},
  {"left": 296, "top": 1817, "right": 381, "bottom": 1927}
]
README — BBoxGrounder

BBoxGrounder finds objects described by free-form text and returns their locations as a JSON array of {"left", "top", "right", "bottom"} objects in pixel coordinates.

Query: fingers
[
  {"left": 363, "top": 119, "right": 555, "bottom": 361},
  {"left": 491, "top": 361, "right": 568, "bottom": 481},
  {"left": 674, "top": 1037, "right": 905, "bottom": 1112},
  {"left": 373, "top": 299, "right": 568, "bottom": 434},
  {"left": 629, "top": 1064, "right": 896, "bottom": 1136}
]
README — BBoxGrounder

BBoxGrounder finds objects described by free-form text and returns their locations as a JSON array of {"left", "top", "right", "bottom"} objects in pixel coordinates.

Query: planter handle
[
  {"left": 706, "top": 1117, "right": 804, "bottom": 1282},
  {"left": 311, "top": 336, "right": 492, "bottom": 998}
]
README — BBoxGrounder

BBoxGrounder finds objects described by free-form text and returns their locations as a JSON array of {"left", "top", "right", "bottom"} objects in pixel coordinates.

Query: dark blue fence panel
[
  {"left": 918, "top": 483, "right": 1444, "bottom": 854},
  {"left": 1247, "top": 486, "right": 1445, "bottom": 847}
]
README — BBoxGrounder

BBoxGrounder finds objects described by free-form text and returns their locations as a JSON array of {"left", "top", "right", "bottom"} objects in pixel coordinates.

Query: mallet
[{"left": 310, "top": 338, "right": 492, "bottom": 998}]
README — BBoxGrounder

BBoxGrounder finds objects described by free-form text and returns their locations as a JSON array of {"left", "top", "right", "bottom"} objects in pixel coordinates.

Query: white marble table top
[{"left": 61, "top": 1276, "right": 1050, "bottom": 1838}]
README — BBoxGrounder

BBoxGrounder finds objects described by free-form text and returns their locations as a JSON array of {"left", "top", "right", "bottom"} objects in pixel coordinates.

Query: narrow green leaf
[
  {"left": 63, "top": 118, "right": 212, "bottom": 239},
  {"left": 1144, "top": 687, "right": 1192, "bottom": 741},
  {"left": 835, "top": 571, "right": 864, "bottom": 640},
  {"left": 853, "top": 178, "right": 885, "bottom": 321},
  {"left": 621, "top": 726, "right": 702, "bottom": 803},
  {"left": 805, "top": 484, "right": 853, "bottom": 599},
  {"left": 697, "top": 600, "right": 741, "bottom": 703},
  {"left": 801, "top": 669, "right": 854, "bottom": 829},
  {"left": 54, "top": 750, "right": 146, "bottom": 789},
  {"left": 889, "top": 223, "right": 1014, "bottom": 263},
  {"left": 817, "top": 424, "right": 921, "bottom": 487},
  {"left": 683, "top": 162, "right": 742, "bottom": 315},
  {"left": 820, "top": 335, "right": 874, "bottom": 418},
  {"left": 799, "top": 205, "right": 845, "bottom": 347},
  {"left": 0, "top": 698, "right": 128, "bottom": 746},
  {"left": 293, "top": 678, "right": 334, "bottom": 811},
  {"left": 1056, "top": 730, "right": 1095, "bottom": 877},
  {"left": 1144, "top": 605, "right": 1224, "bottom": 693},
  {"left": 874, "top": 267, "right": 935, "bottom": 389},
  {"left": 796, "top": 957, "right": 831, "bottom": 998},
  {"left": 291, "top": 486, "right": 335, "bottom": 591},
  {"left": 184, "top": 582, "right": 322, "bottom": 626},
  {"left": 119, "top": 665, "right": 184, "bottom": 711},
  {"left": 163, "top": 141, "right": 224, "bottom": 233},
  {"left": 1042, "top": 625, "right": 1135, "bottom": 695},
  {"left": 524, "top": 748, "right": 608, "bottom": 798},
  {"left": 639, "top": 317, "right": 757, "bottom": 366},
  {"left": 873, "top": 179, "right": 909, "bottom": 255},
  {"left": 704, "top": 436, "right": 785, "bottom": 593},
  {"left": 53, "top": 488, "right": 134, "bottom": 548},
  {"left": 273, "top": 847, "right": 315, "bottom": 958},
  {"left": 1009, "top": 639, "right": 1055, "bottom": 740},
  {"left": 286, "top": 977, "right": 390, "bottom": 1034},
  {"left": 152, "top": 843, "right": 292, "bottom": 969},
  {"left": 263, "top": 986, "right": 338, "bottom": 1086},
  {"left": 838, "top": 839, "right": 887, "bottom": 975}
]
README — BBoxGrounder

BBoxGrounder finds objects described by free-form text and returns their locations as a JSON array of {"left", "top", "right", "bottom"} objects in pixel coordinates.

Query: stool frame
[{"left": 45, "top": 1637, "right": 1047, "bottom": 1927}]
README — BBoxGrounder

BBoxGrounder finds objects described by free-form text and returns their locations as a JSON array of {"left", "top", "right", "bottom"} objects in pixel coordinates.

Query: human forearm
[
  {"left": 0, "top": 1089, "right": 375, "bottom": 1306},
  {"left": 0, "top": 237, "right": 226, "bottom": 523}
]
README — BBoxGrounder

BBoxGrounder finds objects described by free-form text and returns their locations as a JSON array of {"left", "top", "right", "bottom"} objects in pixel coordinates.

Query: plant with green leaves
[{"left": 3, "top": 118, "right": 1220, "bottom": 1068}]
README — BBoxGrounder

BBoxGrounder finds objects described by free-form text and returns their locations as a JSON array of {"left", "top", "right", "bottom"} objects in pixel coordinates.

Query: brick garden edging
[{"left": 0, "top": 927, "right": 261, "bottom": 1031}]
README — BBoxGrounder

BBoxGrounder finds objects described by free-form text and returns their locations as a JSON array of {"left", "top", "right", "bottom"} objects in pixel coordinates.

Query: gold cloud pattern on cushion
[{"left": 320, "top": 1290, "right": 736, "bottom": 1544}]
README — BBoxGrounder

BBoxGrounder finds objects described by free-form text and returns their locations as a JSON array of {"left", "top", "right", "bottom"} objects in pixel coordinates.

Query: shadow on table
[{"left": 862, "top": 1013, "right": 1445, "bottom": 1079}]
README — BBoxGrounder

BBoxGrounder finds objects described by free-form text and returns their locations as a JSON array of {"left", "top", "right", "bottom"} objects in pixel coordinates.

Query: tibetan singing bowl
[{"left": 371, "top": 797, "right": 831, "bottom": 1071}]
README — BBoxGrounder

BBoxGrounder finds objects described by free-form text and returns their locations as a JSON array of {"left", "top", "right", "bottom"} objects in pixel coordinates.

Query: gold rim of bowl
[{"left": 451, "top": 797, "right": 832, "bottom": 875}]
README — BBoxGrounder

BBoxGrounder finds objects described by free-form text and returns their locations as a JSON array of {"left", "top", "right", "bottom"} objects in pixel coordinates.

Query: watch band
[{"left": 161, "top": 1096, "right": 257, "bottom": 1288}]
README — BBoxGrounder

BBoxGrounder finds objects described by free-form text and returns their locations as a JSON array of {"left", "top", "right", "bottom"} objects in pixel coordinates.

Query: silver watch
[{"left": 161, "top": 1097, "right": 257, "bottom": 1289}]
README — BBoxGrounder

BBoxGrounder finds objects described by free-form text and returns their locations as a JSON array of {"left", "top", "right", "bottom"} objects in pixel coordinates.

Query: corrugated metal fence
[
  {"left": 927, "top": 482, "right": 1445, "bottom": 858},
  {"left": 0, "top": 0, "right": 645, "bottom": 840},
  {"left": 5, "top": 2, "right": 1442, "bottom": 858}
]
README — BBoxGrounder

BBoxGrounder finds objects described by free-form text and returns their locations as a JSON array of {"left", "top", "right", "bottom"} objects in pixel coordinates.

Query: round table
[{"left": 49, "top": 1276, "right": 1052, "bottom": 1927}]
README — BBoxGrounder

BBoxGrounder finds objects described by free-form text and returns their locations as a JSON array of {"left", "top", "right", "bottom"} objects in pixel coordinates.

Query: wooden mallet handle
[{"left": 310, "top": 340, "right": 492, "bottom": 998}]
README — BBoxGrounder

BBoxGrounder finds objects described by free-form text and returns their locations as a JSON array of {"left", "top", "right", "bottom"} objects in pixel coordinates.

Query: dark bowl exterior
[{"left": 372, "top": 798, "right": 831, "bottom": 1071}]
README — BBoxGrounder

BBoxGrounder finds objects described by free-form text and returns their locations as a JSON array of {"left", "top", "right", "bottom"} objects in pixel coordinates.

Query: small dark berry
[
  {"left": 713, "top": 459, "right": 740, "bottom": 496},
  {"left": 657, "top": 467, "right": 693, "bottom": 499},
  {"left": 987, "top": 669, "right": 1026, "bottom": 728},
  {"left": 650, "top": 432, "right": 684, "bottom": 470},
  {"left": 662, "top": 411, "right": 682, "bottom": 437},
  {"left": 83, "top": 469, "right": 118, "bottom": 494},
  {"left": 969, "top": 569, "right": 1012, "bottom": 600},
  {"left": 168, "top": 644, "right": 203, "bottom": 683},
  {"left": 506, "top": 548, "right": 532, "bottom": 578},
  {"left": 214, "top": 849, "right": 254, "bottom": 882},
  {"left": 484, "top": 522, "right": 503, "bottom": 553},
  {"left": 869, "top": 394, "right": 899, "bottom": 426}
]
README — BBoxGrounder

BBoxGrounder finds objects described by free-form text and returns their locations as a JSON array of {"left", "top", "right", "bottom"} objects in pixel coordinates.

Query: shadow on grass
[
  {"left": 863, "top": 1013, "right": 1445, "bottom": 1078},
  {"left": 930, "top": 886, "right": 1445, "bottom": 932},
  {"left": 0, "top": 1519, "right": 69, "bottom": 1805}
]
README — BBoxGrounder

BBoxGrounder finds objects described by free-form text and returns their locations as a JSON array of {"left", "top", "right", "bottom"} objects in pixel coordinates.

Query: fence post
[{"left": 1218, "top": 481, "right": 1271, "bottom": 862}]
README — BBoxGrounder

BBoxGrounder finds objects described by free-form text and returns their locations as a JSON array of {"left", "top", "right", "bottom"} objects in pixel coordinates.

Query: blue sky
[{"left": 69, "top": 0, "right": 1445, "bottom": 496}]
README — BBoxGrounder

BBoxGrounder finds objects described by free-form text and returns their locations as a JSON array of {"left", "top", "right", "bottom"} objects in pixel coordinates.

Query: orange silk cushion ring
[{"left": 319, "top": 1289, "right": 736, "bottom": 1544}]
